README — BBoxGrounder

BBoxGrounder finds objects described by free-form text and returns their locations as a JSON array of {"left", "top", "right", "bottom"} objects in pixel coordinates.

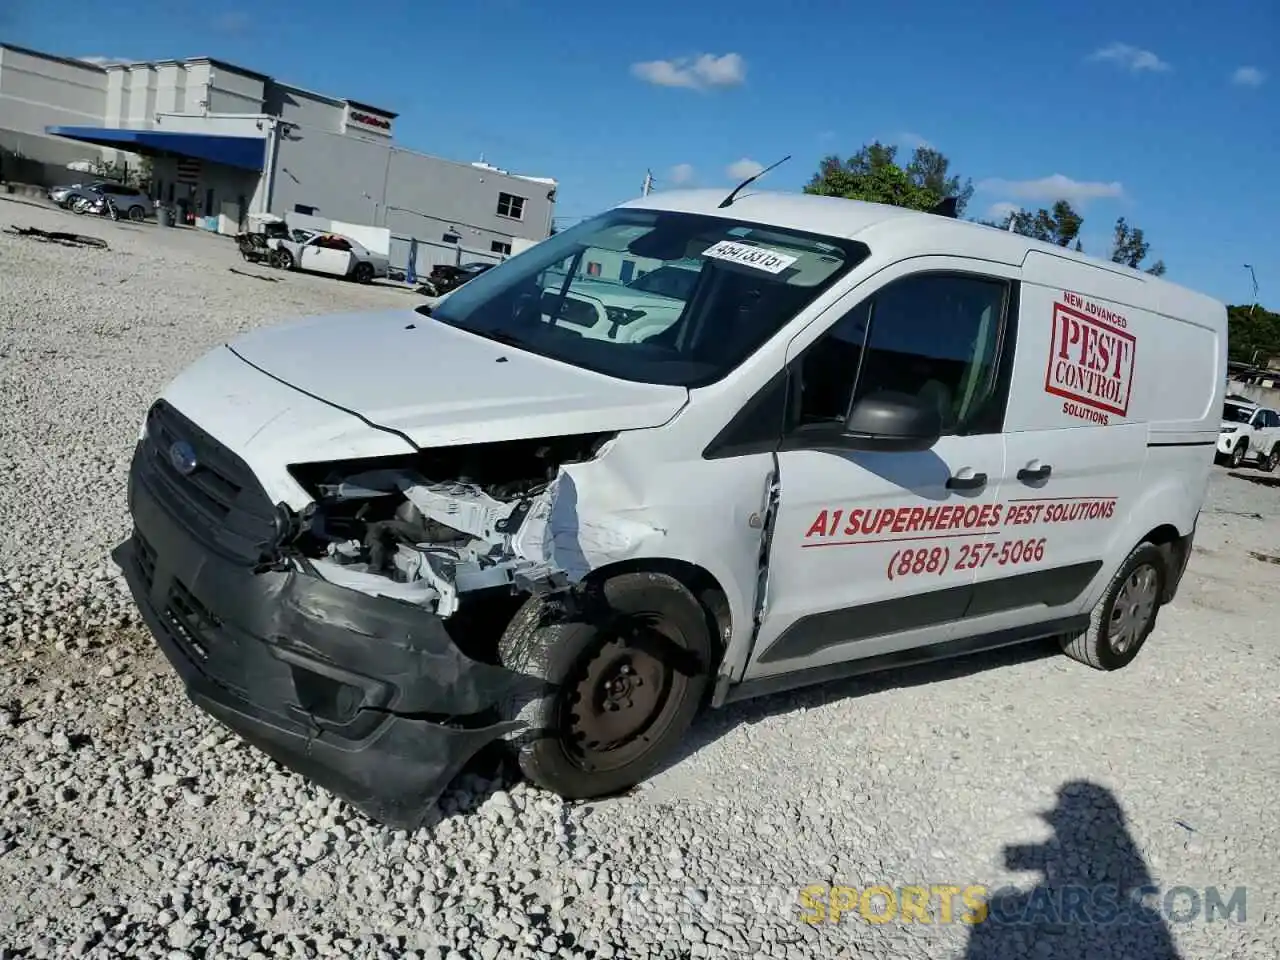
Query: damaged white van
[{"left": 114, "top": 188, "right": 1226, "bottom": 829}]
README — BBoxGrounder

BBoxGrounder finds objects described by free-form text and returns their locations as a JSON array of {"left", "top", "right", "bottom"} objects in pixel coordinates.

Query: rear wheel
[
  {"left": 127, "top": 205, "right": 145, "bottom": 222},
  {"left": 352, "top": 261, "right": 374, "bottom": 284},
  {"left": 1060, "top": 542, "right": 1166, "bottom": 671},
  {"left": 1264, "top": 446, "right": 1280, "bottom": 473},
  {"left": 496, "top": 573, "right": 714, "bottom": 799}
]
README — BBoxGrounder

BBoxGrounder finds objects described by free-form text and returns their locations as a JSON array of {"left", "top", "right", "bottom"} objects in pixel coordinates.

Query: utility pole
[
  {"left": 1244, "top": 264, "right": 1259, "bottom": 316},
  {"left": 642, "top": 170, "right": 654, "bottom": 196}
]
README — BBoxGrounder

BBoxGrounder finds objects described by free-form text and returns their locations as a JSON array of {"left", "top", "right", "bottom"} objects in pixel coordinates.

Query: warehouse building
[{"left": 0, "top": 42, "right": 557, "bottom": 268}]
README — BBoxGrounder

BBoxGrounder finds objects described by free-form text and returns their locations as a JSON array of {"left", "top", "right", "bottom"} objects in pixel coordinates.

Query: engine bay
[{"left": 283, "top": 434, "right": 618, "bottom": 616}]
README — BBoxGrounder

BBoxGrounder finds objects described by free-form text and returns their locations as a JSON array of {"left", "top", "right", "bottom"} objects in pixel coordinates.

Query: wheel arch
[{"left": 582, "top": 557, "right": 732, "bottom": 667}]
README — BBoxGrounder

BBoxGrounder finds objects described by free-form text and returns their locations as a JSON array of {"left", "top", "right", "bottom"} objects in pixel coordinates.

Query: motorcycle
[{"left": 71, "top": 192, "right": 120, "bottom": 221}]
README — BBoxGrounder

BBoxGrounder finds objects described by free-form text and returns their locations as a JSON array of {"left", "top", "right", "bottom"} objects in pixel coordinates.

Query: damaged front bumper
[{"left": 113, "top": 405, "right": 531, "bottom": 831}]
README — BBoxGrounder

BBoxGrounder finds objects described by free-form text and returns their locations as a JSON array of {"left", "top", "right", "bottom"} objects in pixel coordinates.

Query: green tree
[
  {"left": 804, "top": 141, "right": 974, "bottom": 215},
  {"left": 984, "top": 203, "right": 1166, "bottom": 274},
  {"left": 1226, "top": 303, "right": 1280, "bottom": 364}
]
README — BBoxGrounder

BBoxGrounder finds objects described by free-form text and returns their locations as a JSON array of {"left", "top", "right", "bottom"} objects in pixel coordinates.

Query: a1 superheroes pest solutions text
[{"left": 801, "top": 498, "right": 1117, "bottom": 580}]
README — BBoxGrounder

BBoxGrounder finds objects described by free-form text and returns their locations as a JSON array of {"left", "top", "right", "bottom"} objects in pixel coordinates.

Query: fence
[{"left": 391, "top": 234, "right": 504, "bottom": 279}]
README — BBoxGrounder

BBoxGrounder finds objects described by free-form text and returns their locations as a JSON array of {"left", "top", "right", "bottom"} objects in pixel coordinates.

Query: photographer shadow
[{"left": 965, "top": 780, "right": 1182, "bottom": 959}]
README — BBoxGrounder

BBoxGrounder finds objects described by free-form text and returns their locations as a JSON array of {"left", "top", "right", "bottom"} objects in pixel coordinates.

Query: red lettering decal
[
  {"left": 805, "top": 511, "right": 829, "bottom": 538},
  {"left": 876, "top": 510, "right": 897, "bottom": 534},
  {"left": 921, "top": 506, "right": 941, "bottom": 531},
  {"left": 991, "top": 503, "right": 1003, "bottom": 525},
  {"left": 978, "top": 503, "right": 994, "bottom": 527},
  {"left": 830, "top": 509, "right": 843, "bottom": 534},
  {"left": 891, "top": 508, "right": 910, "bottom": 533},
  {"left": 905, "top": 507, "right": 925, "bottom": 532},
  {"left": 949, "top": 509, "right": 966, "bottom": 530},
  {"left": 842, "top": 509, "right": 864, "bottom": 536},
  {"left": 1103, "top": 501, "right": 1115, "bottom": 519},
  {"left": 963, "top": 505, "right": 980, "bottom": 527}
]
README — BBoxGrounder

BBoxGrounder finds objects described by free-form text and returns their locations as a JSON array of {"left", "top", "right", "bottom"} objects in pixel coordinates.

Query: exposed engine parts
[{"left": 280, "top": 433, "right": 648, "bottom": 617}]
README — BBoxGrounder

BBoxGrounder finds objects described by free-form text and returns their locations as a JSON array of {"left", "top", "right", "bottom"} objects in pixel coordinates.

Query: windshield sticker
[
  {"left": 701, "top": 240, "right": 798, "bottom": 274},
  {"left": 1044, "top": 292, "right": 1136, "bottom": 422}
]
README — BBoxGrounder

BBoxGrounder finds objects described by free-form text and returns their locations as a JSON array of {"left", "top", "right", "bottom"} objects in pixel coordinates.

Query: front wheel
[
  {"left": 1229, "top": 441, "right": 1248, "bottom": 468},
  {"left": 128, "top": 205, "right": 145, "bottom": 222},
  {"left": 1060, "top": 542, "right": 1167, "bottom": 670},
  {"left": 269, "top": 248, "right": 294, "bottom": 270},
  {"left": 496, "top": 573, "right": 714, "bottom": 799}
]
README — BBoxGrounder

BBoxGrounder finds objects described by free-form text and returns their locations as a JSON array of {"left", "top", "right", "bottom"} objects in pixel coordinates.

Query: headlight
[{"left": 1221, "top": 426, "right": 1238, "bottom": 434}]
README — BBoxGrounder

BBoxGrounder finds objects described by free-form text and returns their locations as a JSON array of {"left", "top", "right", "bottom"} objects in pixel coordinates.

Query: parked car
[
  {"left": 49, "top": 180, "right": 154, "bottom": 221},
  {"left": 112, "top": 188, "right": 1226, "bottom": 829},
  {"left": 416, "top": 261, "right": 495, "bottom": 297},
  {"left": 268, "top": 232, "right": 388, "bottom": 283},
  {"left": 1216, "top": 398, "right": 1280, "bottom": 469}
]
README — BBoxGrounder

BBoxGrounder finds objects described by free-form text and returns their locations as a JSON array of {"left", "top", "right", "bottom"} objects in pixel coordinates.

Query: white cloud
[
  {"left": 1087, "top": 42, "right": 1171, "bottom": 73},
  {"left": 1232, "top": 66, "right": 1266, "bottom": 87},
  {"left": 78, "top": 55, "right": 132, "bottom": 67},
  {"left": 631, "top": 53, "right": 747, "bottom": 90},
  {"left": 896, "top": 131, "right": 933, "bottom": 150},
  {"left": 667, "top": 163, "right": 695, "bottom": 185},
  {"left": 726, "top": 158, "right": 765, "bottom": 180},
  {"left": 978, "top": 174, "right": 1125, "bottom": 206},
  {"left": 986, "top": 201, "right": 1020, "bottom": 221}
]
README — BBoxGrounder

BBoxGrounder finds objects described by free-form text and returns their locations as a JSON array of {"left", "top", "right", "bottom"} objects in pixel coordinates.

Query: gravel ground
[{"left": 1, "top": 198, "right": 1277, "bottom": 960}]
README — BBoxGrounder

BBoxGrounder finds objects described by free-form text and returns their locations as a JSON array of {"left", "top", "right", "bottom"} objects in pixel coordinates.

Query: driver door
[
  {"left": 301, "top": 236, "right": 354, "bottom": 276},
  {"left": 744, "top": 262, "right": 1019, "bottom": 681}
]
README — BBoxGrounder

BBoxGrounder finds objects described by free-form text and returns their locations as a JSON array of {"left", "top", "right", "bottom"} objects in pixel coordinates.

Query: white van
[{"left": 114, "top": 189, "right": 1226, "bottom": 829}]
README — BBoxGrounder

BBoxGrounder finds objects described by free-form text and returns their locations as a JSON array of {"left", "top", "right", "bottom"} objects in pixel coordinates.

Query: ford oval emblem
[{"left": 168, "top": 440, "right": 198, "bottom": 475}]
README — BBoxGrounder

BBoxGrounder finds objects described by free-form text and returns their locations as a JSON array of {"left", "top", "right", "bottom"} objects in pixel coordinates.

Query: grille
[{"left": 140, "top": 400, "right": 279, "bottom": 565}]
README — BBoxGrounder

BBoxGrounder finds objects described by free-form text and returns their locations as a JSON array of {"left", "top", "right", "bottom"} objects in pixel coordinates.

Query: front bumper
[
  {"left": 1216, "top": 432, "right": 1241, "bottom": 454},
  {"left": 114, "top": 401, "right": 528, "bottom": 830}
]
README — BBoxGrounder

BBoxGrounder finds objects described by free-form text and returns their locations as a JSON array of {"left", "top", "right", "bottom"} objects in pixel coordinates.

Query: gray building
[{"left": 0, "top": 43, "right": 556, "bottom": 268}]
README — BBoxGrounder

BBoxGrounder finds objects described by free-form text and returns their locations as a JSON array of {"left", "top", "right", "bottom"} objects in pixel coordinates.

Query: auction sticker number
[{"left": 701, "top": 239, "right": 798, "bottom": 274}]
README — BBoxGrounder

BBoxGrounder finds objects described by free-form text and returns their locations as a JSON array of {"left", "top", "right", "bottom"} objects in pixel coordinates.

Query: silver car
[{"left": 48, "top": 180, "right": 155, "bottom": 221}]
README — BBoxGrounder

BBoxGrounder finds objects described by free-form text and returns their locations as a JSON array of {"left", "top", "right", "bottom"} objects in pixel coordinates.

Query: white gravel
[{"left": 1, "top": 197, "right": 1277, "bottom": 959}]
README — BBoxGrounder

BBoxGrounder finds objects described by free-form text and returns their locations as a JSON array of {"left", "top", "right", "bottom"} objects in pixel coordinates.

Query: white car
[
  {"left": 113, "top": 188, "right": 1226, "bottom": 829},
  {"left": 1216, "top": 398, "right": 1280, "bottom": 469},
  {"left": 541, "top": 260, "right": 699, "bottom": 342},
  {"left": 269, "top": 232, "right": 389, "bottom": 284}
]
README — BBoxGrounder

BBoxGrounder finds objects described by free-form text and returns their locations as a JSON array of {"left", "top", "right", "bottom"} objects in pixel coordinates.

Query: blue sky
[{"left": 5, "top": 0, "right": 1275, "bottom": 306}]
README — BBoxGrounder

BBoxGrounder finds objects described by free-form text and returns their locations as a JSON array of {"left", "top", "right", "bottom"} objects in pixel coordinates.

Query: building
[{"left": 0, "top": 43, "right": 557, "bottom": 268}]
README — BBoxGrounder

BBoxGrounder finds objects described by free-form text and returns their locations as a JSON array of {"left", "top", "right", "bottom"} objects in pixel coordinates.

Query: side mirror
[{"left": 842, "top": 390, "right": 942, "bottom": 451}]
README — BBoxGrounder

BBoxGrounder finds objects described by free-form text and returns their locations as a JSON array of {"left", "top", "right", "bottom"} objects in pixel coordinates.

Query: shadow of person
[{"left": 964, "top": 780, "right": 1182, "bottom": 960}]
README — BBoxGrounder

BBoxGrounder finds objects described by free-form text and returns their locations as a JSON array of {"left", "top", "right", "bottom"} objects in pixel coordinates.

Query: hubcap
[
  {"left": 1108, "top": 564, "right": 1159, "bottom": 655},
  {"left": 561, "top": 617, "right": 682, "bottom": 773}
]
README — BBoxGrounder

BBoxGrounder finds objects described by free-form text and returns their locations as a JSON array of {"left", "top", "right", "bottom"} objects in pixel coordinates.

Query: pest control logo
[
  {"left": 1044, "top": 295, "right": 1136, "bottom": 418},
  {"left": 167, "top": 440, "right": 198, "bottom": 475}
]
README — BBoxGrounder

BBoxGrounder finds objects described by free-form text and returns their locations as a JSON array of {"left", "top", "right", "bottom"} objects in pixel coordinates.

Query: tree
[
  {"left": 804, "top": 141, "right": 974, "bottom": 216},
  {"left": 985, "top": 203, "right": 1166, "bottom": 274},
  {"left": 1226, "top": 303, "right": 1280, "bottom": 364},
  {"left": 1110, "top": 217, "right": 1165, "bottom": 276}
]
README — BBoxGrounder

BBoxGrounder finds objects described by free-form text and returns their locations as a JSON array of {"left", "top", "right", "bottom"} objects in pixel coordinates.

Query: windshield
[
  {"left": 419, "top": 208, "right": 868, "bottom": 387},
  {"left": 1223, "top": 402, "right": 1255, "bottom": 423}
]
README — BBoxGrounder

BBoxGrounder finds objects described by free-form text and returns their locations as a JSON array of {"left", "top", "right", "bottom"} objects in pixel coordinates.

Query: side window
[{"left": 792, "top": 272, "right": 1011, "bottom": 437}]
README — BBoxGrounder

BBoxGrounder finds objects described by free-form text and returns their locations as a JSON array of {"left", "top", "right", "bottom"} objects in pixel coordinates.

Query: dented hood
[{"left": 226, "top": 308, "right": 689, "bottom": 447}]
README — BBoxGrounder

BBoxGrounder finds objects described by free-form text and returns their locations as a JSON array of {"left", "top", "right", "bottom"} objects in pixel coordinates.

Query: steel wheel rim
[
  {"left": 560, "top": 615, "right": 685, "bottom": 773},
  {"left": 1108, "top": 563, "right": 1159, "bottom": 654}
]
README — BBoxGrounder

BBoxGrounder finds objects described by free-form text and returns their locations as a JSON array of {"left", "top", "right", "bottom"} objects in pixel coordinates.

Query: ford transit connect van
[{"left": 114, "top": 189, "right": 1226, "bottom": 829}]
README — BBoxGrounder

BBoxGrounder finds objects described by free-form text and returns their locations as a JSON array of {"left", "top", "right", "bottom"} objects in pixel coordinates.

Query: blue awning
[{"left": 45, "top": 126, "right": 266, "bottom": 171}]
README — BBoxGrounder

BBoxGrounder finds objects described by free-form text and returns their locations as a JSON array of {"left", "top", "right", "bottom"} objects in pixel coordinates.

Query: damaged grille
[
  {"left": 139, "top": 400, "right": 280, "bottom": 565},
  {"left": 129, "top": 531, "right": 226, "bottom": 667}
]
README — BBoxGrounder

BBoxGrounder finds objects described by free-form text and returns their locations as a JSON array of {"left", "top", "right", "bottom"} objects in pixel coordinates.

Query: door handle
[
  {"left": 946, "top": 471, "right": 987, "bottom": 491},
  {"left": 1017, "top": 463, "right": 1053, "bottom": 483}
]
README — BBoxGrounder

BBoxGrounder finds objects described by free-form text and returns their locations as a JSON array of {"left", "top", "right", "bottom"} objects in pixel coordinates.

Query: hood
[{"left": 226, "top": 308, "right": 689, "bottom": 448}]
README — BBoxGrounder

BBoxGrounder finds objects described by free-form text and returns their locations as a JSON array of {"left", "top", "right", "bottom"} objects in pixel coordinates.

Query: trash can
[{"left": 156, "top": 205, "right": 172, "bottom": 228}]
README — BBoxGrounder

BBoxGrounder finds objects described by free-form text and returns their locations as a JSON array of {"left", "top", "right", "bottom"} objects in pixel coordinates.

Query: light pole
[{"left": 1244, "top": 264, "right": 1258, "bottom": 316}]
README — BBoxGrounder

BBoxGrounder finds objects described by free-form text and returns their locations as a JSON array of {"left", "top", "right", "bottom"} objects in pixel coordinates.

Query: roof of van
[{"left": 620, "top": 189, "right": 1224, "bottom": 314}]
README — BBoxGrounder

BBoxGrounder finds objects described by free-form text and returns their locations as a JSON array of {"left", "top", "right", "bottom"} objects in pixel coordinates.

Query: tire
[
  {"left": 1060, "top": 542, "right": 1167, "bottom": 671},
  {"left": 71, "top": 198, "right": 89, "bottom": 215},
  {"left": 352, "top": 261, "right": 374, "bottom": 284},
  {"left": 1264, "top": 446, "right": 1280, "bottom": 473},
  {"left": 127, "top": 205, "right": 145, "bottom": 223},
  {"left": 496, "top": 572, "right": 714, "bottom": 799},
  {"left": 1229, "top": 440, "right": 1248, "bottom": 468},
  {"left": 269, "top": 248, "right": 294, "bottom": 270}
]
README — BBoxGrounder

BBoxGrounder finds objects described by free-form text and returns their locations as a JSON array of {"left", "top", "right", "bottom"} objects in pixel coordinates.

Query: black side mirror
[{"left": 842, "top": 390, "right": 942, "bottom": 451}]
